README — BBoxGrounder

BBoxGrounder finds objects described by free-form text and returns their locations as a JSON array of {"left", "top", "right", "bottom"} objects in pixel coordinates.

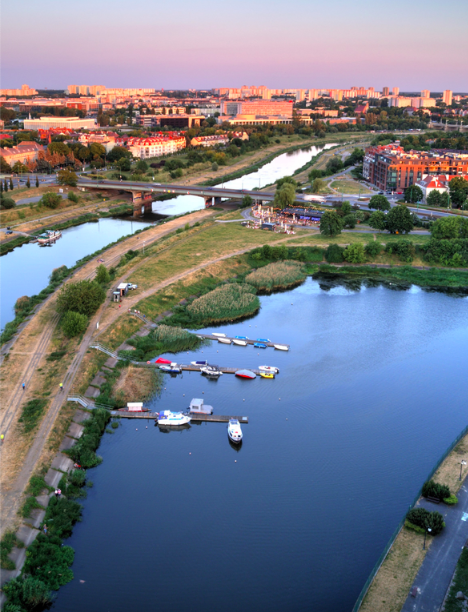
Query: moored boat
[
  {"left": 200, "top": 365, "right": 223, "bottom": 377},
  {"left": 235, "top": 335, "right": 249, "bottom": 340},
  {"left": 253, "top": 342, "right": 267, "bottom": 349},
  {"left": 259, "top": 365, "right": 280, "bottom": 374},
  {"left": 274, "top": 344, "right": 289, "bottom": 351},
  {"left": 256, "top": 338, "right": 271, "bottom": 343},
  {"left": 189, "top": 398, "right": 213, "bottom": 414},
  {"left": 159, "top": 364, "right": 182, "bottom": 373},
  {"left": 157, "top": 411, "right": 191, "bottom": 426},
  {"left": 212, "top": 333, "right": 226, "bottom": 337},
  {"left": 260, "top": 372, "right": 275, "bottom": 379},
  {"left": 155, "top": 358, "right": 172, "bottom": 364},
  {"left": 233, "top": 339, "right": 247, "bottom": 346},
  {"left": 235, "top": 369, "right": 256, "bottom": 379},
  {"left": 218, "top": 338, "right": 232, "bottom": 345},
  {"left": 191, "top": 360, "right": 208, "bottom": 366},
  {"left": 227, "top": 419, "right": 243, "bottom": 444}
]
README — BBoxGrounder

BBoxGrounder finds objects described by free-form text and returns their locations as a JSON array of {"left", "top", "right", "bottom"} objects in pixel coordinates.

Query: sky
[{"left": 2, "top": 0, "right": 468, "bottom": 92}]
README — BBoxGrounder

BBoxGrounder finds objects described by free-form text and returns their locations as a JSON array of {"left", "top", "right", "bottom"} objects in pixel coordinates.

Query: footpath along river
[
  {"left": 0, "top": 143, "right": 335, "bottom": 329},
  {"left": 53, "top": 276, "right": 468, "bottom": 612}
]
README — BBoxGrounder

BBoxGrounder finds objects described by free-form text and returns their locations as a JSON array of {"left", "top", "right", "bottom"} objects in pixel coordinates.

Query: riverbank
[{"left": 357, "top": 426, "right": 468, "bottom": 612}]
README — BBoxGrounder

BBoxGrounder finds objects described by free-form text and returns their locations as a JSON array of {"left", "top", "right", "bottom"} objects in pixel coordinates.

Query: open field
[
  {"left": 330, "top": 179, "right": 373, "bottom": 195},
  {"left": 287, "top": 232, "right": 431, "bottom": 246}
]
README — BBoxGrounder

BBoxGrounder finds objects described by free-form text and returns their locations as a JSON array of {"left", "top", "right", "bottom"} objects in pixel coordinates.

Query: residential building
[
  {"left": 220, "top": 100, "right": 293, "bottom": 118},
  {"left": 415, "top": 174, "right": 456, "bottom": 201},
  {"left": 388, "top": 96, "right": 412, "bottom": 108},
  {"left": 443, "top": 90, "right": 453, "bottom": 106},
  {"left": 121, "top": 135, "right": 186, "bottom": 159},
  {"left": 363, "top": 144, "right": 468, "bottom": 191},
  {"left": 392, "top": 87, "right": 400, "bottom": 96},
  {"left": 191, "top": 135, "right": 229, "bottom": 147},
  {"left": 0, "top": 84, "right": 38, "bottom": 97},
  {"left": 23, "top": 116, "right": 97, "bottom": 130},
  {"left": 382, "top": 87, "right": 390, "bottom": 96},
  {"left": 421, "top": 90, "right": 430, "bottom": 98},
  {"left": 0, "top": 141, "right": 44, "bottom": 166},
  {"left": 159, "top": 114, "right": 204, "bottom": 128}
]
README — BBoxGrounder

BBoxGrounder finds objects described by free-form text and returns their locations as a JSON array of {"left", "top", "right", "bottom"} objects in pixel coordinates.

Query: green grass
[
  {"left": 18, "top": 399, "right": 48, "bottom": 433},
  {"left": 20, "top": 496, "right": 44, "bottom": 518},
  {"left": 27, "top": 475, "right": 52, "bottom": 496},
  {"left": 0, "top": 532, "right": 24, "bottom": 570},
  {"left": 444, "top": 548, "right": 468, "bottom": 611},
  {"left": 122, "top": 325, "right": 203, "bottom": 361},
  {"left": 290, "top": 232, "right": 430, "bottom": 246},
  {"left": 330, "top": 179, "right": 373, "bottom": 195}
]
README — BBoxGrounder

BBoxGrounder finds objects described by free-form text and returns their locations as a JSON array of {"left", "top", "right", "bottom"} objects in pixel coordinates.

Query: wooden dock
[
  {"left": 178, "top": 364, "right": 262, "bottom": 375},
  {"left": 195, "top": 333, "right": 289, "bottom": 350},
  {"left": 111, "top": 411, "right": 248, "bottom": 423}
]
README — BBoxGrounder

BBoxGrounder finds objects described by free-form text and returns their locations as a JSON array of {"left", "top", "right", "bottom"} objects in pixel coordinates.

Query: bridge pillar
[
  {"left": 131, "top": 191, "right": 152, "bottom": 217},
  {"left": 204, "top": 196, "right": 222, "bottom": 208}
]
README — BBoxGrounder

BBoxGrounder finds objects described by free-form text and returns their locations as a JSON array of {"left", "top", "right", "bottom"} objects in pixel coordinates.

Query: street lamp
[
  {"left": 423, "top": 526, "right": 432, "bottom": 550},
  {"left": 460, "top": 460, "right": 467, "bottom": 481}
]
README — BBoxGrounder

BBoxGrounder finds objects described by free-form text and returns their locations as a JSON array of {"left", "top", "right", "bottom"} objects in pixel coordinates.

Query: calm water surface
[
  {"left": 0, "top": 218, "right": 152, "bottom": 328},
  {"left": 53, "top": 278, "right": 468, "bottom": 612}
]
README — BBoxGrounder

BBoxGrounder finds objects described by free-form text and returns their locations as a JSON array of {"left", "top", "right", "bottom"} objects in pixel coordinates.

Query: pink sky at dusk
[{"left": 2, "top": 0, "right": 467, "bottom": 91}]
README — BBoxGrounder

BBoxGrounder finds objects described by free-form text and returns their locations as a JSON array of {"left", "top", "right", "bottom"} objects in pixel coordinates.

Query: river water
[
  {"left": 53, "top": 277, "right": 468, "bottom": 612},
  {"left": 1, "top": 143, "right": 334, "bottom": 329}
]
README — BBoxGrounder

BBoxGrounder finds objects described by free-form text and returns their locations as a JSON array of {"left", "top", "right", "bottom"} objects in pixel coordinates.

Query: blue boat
[
  {"left": 235, "top": 335, "right": 249, "bottom": 340},
  {"left": 254, "top": 343, "right": 267, "bottom": 349},
  {"left": 256, "top": 338, "right": 270, "bottom": 343}
]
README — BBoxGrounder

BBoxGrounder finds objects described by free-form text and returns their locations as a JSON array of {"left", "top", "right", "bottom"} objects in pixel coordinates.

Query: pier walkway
[{"left": 111, "top": 411, "right": 249, "bottom": 423}]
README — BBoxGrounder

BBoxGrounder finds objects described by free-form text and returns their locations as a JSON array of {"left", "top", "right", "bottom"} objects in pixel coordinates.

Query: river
[
  {"left": 52, "top": 277, "right": 468, "bottom": 612},
  {"left": 1, "top": 143, "right": 335, "bottom": 329}
]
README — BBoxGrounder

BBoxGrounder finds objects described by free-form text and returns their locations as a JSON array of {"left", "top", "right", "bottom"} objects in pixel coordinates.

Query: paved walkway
[{"left": 401, "top": 482, "right": 468, "bottom": 612}]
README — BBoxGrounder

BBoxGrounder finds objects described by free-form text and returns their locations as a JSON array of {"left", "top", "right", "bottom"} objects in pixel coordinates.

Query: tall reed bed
[
  {"left": 186, "top": 283, "right": 259, "bottom": 324},
  {"left": 246, "top": 261, "right": 306, "bottom": 292}
]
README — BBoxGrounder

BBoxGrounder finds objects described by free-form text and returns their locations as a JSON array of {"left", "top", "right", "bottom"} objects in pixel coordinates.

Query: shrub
[
  {"left": 1, "top": 532, "right": 23, "bottom": 570},
  {"left": 343, "top": 243, "right": 366, "bottom": 263},
  {"left": 365, "top": 241, "right": 382, "bottom": 258},
  {"left": 68, "top": 192, "right": 79, "bottom": 203},
  {"left": 342, "top": 214, "right": 356, "bottom": 229},
  {"left": 40, "top": 192, "right": 62, "bottom": 209},
  {"left": 57, "top": 280, "right": 105, "bottom": 317},
  {"left": 0, "top": 197, "right": 15, "bottom": 209},
  {"left": 406, "top": 507, "right": 445, "bottom": 535},
  {"left": 422, "top": 479, "right": 451, "bottom": 501},
  {"left": 3, "top": 576, "right": 51, "bottom": 610},
  {"left": 245, "top": 261, "right": 306, "bottom": 292},
  {"left": 57, "top": 169, "right": 77, "bottom": 187},
  {"left": 385, "top": 239, "right": 415, "bottom": 262},
  {"left": 211, "top": 162, "right": 218, "bottom": 171},
  {"left": 14, "top": 295, "right": 31, "bottom": 316},
  {"left": 325, "top": 244, "right": 344, "bottom": 263},
  {"left": 65, "top": 408, "right": 110, "bottom": 468},
  {"left": 18, "top": 399, "right": 47, "bottom": 433},
  {"left": 27, "top": 475, "right": 50, "bottom": 496},
  {"left": 443, "top": 494, "right": 458, "bottom": 505},
  {"left": 320, "top": 210, "right": 342, "bottom": 236},
  {"left": 404, "top": 519, "right": 426, "bottom": 534},
  {"left": 61, "top": 310, "right": 89, "bottom": 338},
  {"left": 23, "top": 532, "right": 75, "bottom": 589},
  {"left": 95, "top": 263, "right": 110, "bottom": 284},
  {"left": 20, "top": 496, "right": 43, "bottom": 518},
  {"left": 50, "top": 265, "right": 69, "bottom": 284}
]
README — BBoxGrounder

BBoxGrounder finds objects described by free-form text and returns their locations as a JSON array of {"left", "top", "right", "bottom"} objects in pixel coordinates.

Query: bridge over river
[{"left": 76, "top": 178, "right": 324, "bottom": 216}]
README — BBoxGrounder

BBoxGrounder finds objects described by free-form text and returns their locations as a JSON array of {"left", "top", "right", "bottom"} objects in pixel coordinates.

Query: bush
[
  {"left": 342, "top": 214, "right": 356, "bottom": 229},
  {"left": 40, "top": 192, "right": 62, "bottom": 209},
  {"left": 385, "top": 239, "right": 415, "bottom": 262},
  {"left": 422, "top": 479, "right": 451, "bottom": 501},
  {"left": 95, "top": 264, "right": 110, "bottom": 284},
  {"left": 61, "top": 310, "right": 89, "bottom": 338},
  {"left": 18, "top": 399, "right": 47, "bottom": 433},
  {"left": 68, "top": 192, "right": 79, "bottom": 203},
  {"left": 65, "top": 408, "right": 110, "bottom": 468},
  {"left": 1, "top": 532, "right": 23, "bottom": 570},
  {"left": 20, "top": 496, "right": 43, "bottom": 518},
  {"left": 3, "top": 576, "right": 51, "bottom": 610},
  {"left": 443, "top": 494, "right": 458, "bottom": 505},
  {"left": 23, "top": 531, "right": 75, "bottom": 588},
  {"left": 50, "top": 265, "right": 69, "bottom": 284},
  {"left": 245, "top": 261, "right": 306, "bottom": 292},
  {"left": 343, "top": 243, "right": 366, "bottom": 263},
  {"left": 404, "top": 519, "right": 426, "bottom": 534},
  {"left": 57, "top": 169, "right": 77, "bottom": 187},
  {"left": 406, "top": 507, "right": 445, "bottom": 535},
  {"left": 365, "top": 241, "right": 382, "bottom": 258},
  {"left": 57, "top": 280, "right": 105, "bottom": 317},
  {"left": 320, "top": 210, "right": 342, "bottom": 236},
  {"left": 211, "top": 162, "right": 218, "bottom": 171},
  {"left": 325, "top": 244, "right": 345, "bottom": 263},
  {"left": 0, "top": 197, "right": 15, "bottom": 209}
]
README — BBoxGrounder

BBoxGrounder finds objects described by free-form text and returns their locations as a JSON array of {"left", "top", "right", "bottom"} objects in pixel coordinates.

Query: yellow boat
[{"left": 260, "top": 372, "right": 275, "bottom": 379}]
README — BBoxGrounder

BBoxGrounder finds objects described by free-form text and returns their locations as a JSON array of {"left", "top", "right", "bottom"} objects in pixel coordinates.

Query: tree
[
  {"left": 431, "top": 216, "right": 468, "bottom": 239},
  {"left": 57, "top": 280, "right": 105, "bottom": 317},
  {"left": 68, "top": 192, "right": 79, "bottom": 203},
  {"left": 325, "top": 156, "right": 344, "bottom": 175},
  {"left": 340, "top": 201, "right": 352, "bottom": 216},
  {"left": 35, "top": 175, "right": 39, "bottom": 188},
  {"left": 9, "top": 177, "right": 13, "bottom": 190},
  {"left": 117, "top": 158, "right": 131, "bottom": 172},
  {"left": 0, "top": 156, "right": 12, "bottom": 173},
  {"left": 274, "top": 183, "right": 296, "bottom": 209},
  {"left": 61, "top": 311, "right": 89, "bottom": 338},
  {"left": 4, "top": 179, "right": 8, "bottom": 192},
  {"left": 276, "top": 176, "right": 297, "bottom": 189},
  {"left": 342, "top": 214, "right": 356, "bottom": 228},
  {"left": 426, "top": 190, "right": 442, "bottom": 207},
  {"left": 0, "top": 197, "right": 15, "bottom": 209},
  {"left": 89, "top": 143, "right": 106, "bottom": 159},
  {"left": 449, "top": 177, "right": 468, "bottom": 208},
  {"left": 241, "top": 195, "right": 253, "bottom": 208},
  {"left": 311, "top": 178, "right": 325, "bottom": 193},
  {"left": 57, "top": 169, "right": 77, "bottom": 187},
  {"left": 308, "top": 168, "right": 323, "bottom": 181},
  {"left": 385, "top": 204, "right": 414, "bottom": 234},
  {"left": 40, "top": 192, "right": 62, "bottom": 209},
  {"left": 48, "top": 141, "right": 71, "bottom": 156},
  {"left": 136, "top": 159, "right": 149, "bottom": 174},
  {"left": 107, "top": 146, "right": 132, "bottom": 162},
  {"left": 404, "top": 185, "right": 423, "bottom": 204},
  {"left": 343, "top": 243, "right": 366, "bottom": 263},
  {"left": 320, "top": 210, "right": 343, "bottom": 236},
  {"left": 26, "top": 176, "right": 31, "bottom": 189},
  {"left": 95, "top": 264, "right": 110, "bottom": 284},
  {"left": 368, "top": 210, "right": 386, "bottom": 232},
  {"left": 368, "top": 195, "right": 390, "bottom": 211}
]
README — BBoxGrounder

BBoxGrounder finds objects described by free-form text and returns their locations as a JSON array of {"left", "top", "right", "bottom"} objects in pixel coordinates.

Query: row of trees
[{"left": 320, "top": 204, "right": 416, "bottom": 236}]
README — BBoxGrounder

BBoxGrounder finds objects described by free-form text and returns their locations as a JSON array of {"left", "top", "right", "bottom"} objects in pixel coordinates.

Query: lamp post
[
  {"left": 460, "top": 460, "right": 467, "bottom": 481},
  {"left": 423, "top": 527, "right": 432, "bottom": 550}
]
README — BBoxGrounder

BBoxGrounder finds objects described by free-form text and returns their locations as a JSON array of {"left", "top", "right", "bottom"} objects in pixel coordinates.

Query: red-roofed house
[{"left": 415, "top": 174, "right": 457, "bottom": 201}]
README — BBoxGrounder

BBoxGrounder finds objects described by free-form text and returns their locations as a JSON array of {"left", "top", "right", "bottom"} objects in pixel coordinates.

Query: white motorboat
[
  {"left": 191, "top": 360, "right": 208, "bottom": 367},
  {"left": 227, "top": 419, "right": 243, "bottom": 444},
  {"left": 274, "top": 344, "right": 289, "bottom": 351},
  {"left": 218, "top": 338, "right": 232, "bottom": 345},
  {"left": 259, "top": 365, "right": 280, "bottom": 374},
  {"left": 212, "top": 333, "right": 226, "bottom": 337},
  {"left": 159, "top": 364, "right": 182, "bottom": 373},
  {"left": 189, "top": 398, "right": 213, "bottom": 414},
  {"left": 157, "top": 411, "right": 191, "bottom": 426},
  {"left": 201, "top": 365, "right": 223, "bottom": 377},
  {"left": 233, "top": 339, "right": 247, "bottom": 346}
]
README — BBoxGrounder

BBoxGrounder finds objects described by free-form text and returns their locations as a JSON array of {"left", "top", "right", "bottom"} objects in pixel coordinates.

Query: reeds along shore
[{"left": 246, "top": 260, "right": 306, "bottom": 292}]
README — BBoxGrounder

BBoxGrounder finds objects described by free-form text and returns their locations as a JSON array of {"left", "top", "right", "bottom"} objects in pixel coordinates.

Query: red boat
[
  {"left": 155, "top": 358, "right": 172, "bottom": 364},
  {"left": 235, "top": 369, "right": 256, "bottom": 379}
]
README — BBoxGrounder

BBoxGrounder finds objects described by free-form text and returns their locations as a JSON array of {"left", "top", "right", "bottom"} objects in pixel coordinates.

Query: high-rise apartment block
[
  {"left": 443, "top": 90, "right": 453, "bottom": 105},
  {"left": 421, "top": 90, "right": 430, "bottom": 98},
  {"left": 382, "top": 87, "right": 389, "bottom": 96},
  {"left": 392, "top": 87, "right": 399, "bottom": 96},
  {"left": 0, "top": 84, "right": 38, "bottom": 96}
]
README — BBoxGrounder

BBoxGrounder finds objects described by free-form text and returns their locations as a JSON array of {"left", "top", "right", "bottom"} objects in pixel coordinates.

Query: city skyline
[{"left": 2, "top": 0, "right": 467, "bottom": 91}]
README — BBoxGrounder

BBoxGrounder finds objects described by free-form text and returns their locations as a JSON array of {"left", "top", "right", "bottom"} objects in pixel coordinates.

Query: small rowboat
[
  {"left": 235, "top": 369, "right": 256, "bottom": 379},
  {"left": 274, "top": 344, "right": 289, "bottom": 351},
  {"left": 233, "top": 339, "right": 247, "bottom": 346},
  {"left": 259, "top": 365, "right": 280, "bottom": 374},
  {"left": 254, "top": 342, "right": 267, "bottom": 349},
  {"left": 260, "top": 372, "right": 275, "bottom": 379},
  {"left": 212, "top": 333, "right": 226, "bottom": 337},
  {"left": 235, "top": 335, "right": 249, "bottom": 340},
  {"left": 218, "top": 338, "right": 232, "bottom": 345},
  {"left": 256, "top": 338, "right": 270, "bottom": 343}
]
